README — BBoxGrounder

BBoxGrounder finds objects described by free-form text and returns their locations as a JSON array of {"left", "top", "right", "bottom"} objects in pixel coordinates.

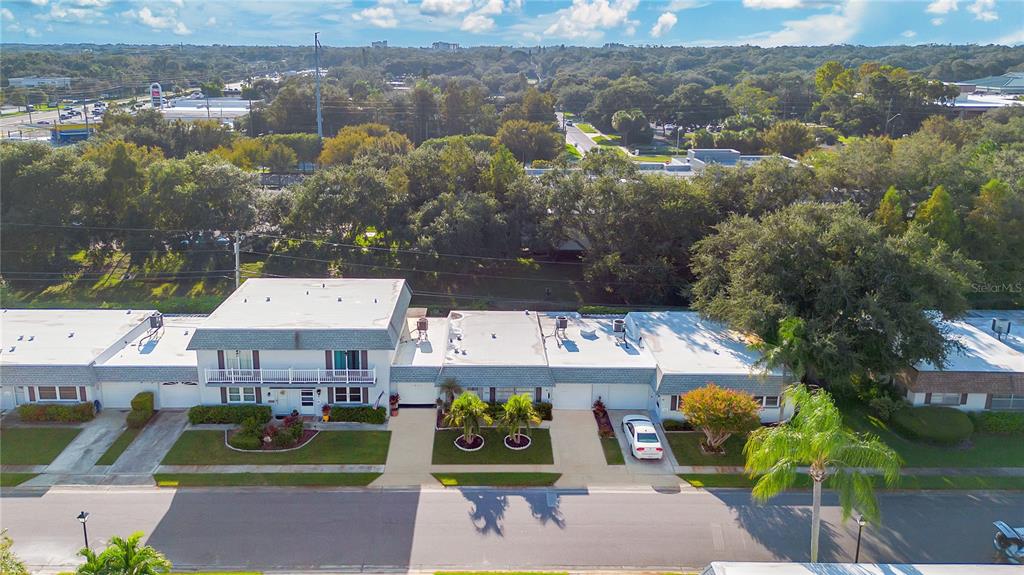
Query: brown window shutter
[
  {"left": 670, "top": 395, "right": 679, "bottom": 410},
  {"left": 360, "top": 350, "right": 368, "bottom": 370},
  {"left": 924, "top": 393, "right": 932, "bottom": 405},
  {"left": 252, "top": 351, "right": 260, "bottom": 369},
  {"left": 79, "top": 386, "right": 87, "bottom": 402},
  {"left": 255, "top": 388, "right": 262, "bottom": 404},
  {"left": 489, "top": 388, "right": 496, "bottom": 403},
  {"left": 361, "top": 387, "right": 369, "bottom": 404},
  {"left": 960, "top": 393, "right": 968, "bottom": 405},
  {"left": 217, "top": 350, "right": 225, "bottom": 369},
  {"left": 535, "top": 387, "right": 542, "bottom": 402},
  {"left": 325, "top": 350, "right": 333, "bottom": 369},
  {"left": 327, "top": 387, "right": 334, "bottom": 404},
  {"left": 220, "top": 387, "right": 228, "bottom": 404},
  {"left": 28, "top": 387, "right": 36, "bottom": 402},
  {"left": 985, "top": 394, "right": 993, "bottom": 409}
]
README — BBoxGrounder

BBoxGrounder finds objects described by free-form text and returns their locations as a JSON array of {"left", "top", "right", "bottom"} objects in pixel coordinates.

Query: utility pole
[
  {"left": 314, "top": 32, "right": 323, "bottom": 139},
  {"left": 233, "top": 231, "right": 242, "bottom": 290},
  {"left": 206, "top": 97, "right": 212, "bottom": 120},
  {"left": 83, "top": 103, "right": 89, "bottom": 131}
]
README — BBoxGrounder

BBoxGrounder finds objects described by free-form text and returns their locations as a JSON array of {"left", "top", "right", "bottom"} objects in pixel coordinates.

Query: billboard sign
[{"left": 150, "top": 82, "right": 162, "bottom": 108}]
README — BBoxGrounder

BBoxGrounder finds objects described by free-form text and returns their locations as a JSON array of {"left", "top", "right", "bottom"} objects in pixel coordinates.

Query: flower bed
[
  {"left": 227, "top": 413, "right": 311, "bottom": 451},
  {"left": 504, "top": 434, "right": 532, "bottom": 450},
  {"left": 592, "top": 399, "right": 614, "bottom": 438},
  {"left": 454, "top": 434, "right": 485, "bottom": 451}
]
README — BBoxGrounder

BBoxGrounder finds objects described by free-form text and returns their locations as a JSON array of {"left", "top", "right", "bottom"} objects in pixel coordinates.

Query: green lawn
[
  {"left": 592, "top": 134, "right": 621, "bottom": 145},
  {"left": 842, "top": 403, "right": 1024, "bottom": 468},
  {"left": 96, "top": 428, "right": 140, "bottom": 465},
  {"left": 564, "top": 143, "right": 582, "bottom": 159},
  {"left": 680, "top": 473, "right": 1024, "bottom": 490},
  {"left": 432, "top": 473, "right": 562, "bottom": 487},
  {"left": 0, "top": 427, "right": 81, "bottom": 465},
  {"left": 666, "top": 432, "right": 747, "bottom": 466},
  {"left": 161, "top": 430, "right": 391, "bottom": 465},
  {"left": 0, "top": 473, "right": 38, "bottom": 487},
  {"left": 155, "top": 473, "right": 381, "bottom": 487},
  {"left": 432, "top": 429, "right": 553, "bottom": 465},
  {"left": 575, "top": 123, "right": 597, "bottom": 133},
  {"left": 632, "top": 155, "right": 674, "bottom": 163},
  {"left": 601, "top": 436, "right": 625, "bottom": 465}
]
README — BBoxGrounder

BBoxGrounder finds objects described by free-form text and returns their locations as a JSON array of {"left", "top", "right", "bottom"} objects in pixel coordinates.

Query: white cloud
[
  {"left": 543, "top": 0, "right": 640, "bottom": 40},
  {"left": 650, "top": 11, "right": 677, "bottom": 37},
  {"left": 901, "top": 29, "right": 917, "bottom": 38},
  {"left": 420, "top": 0, "right": 472, "bottom": 16},
  {"left": 352, "top": 5, "right": 398, "bottom": 27},
  {"left": 743, "top": 0, "right": 805, "bottom": 8},
  {"left": 476, "top": 0, "right": 505, "bottom": 15},
  {"left": 173, "top": 21, "right": 190, "bottom": 34},
  {"left": 123, "top": 6, "right": 191, "bottom": 35},
  {"left": 996, "top": 27, "right": 1024, "bottom": 45},
  {"left": 30, "top": 0, "right": 48, "bottom": 5},
  {"left": 206, "top": 16, "right": 216, "bottom": 26},
  {"left": 925, "top": 0, "right": 957, "bottom": 14},
  {"left": 1, "top": 8, "right": 14, "bottom": 21},
  {"left": 741, "top": 0, "right": 866, "bottom": 46},
  {"left": 931, "top": 17, "right": 944, "bottom": 25},
  {"left": 461, "top": 11, "right": 494, "bottom": 32},
  {"left": 25, "top": 26, "right": 40, "bottom": 36},
  {"left": 967, "top": 0, "right": 997, "bottom": 21},
  {"left": 668, "top": 0, "right": 706, "bottom": 9}
]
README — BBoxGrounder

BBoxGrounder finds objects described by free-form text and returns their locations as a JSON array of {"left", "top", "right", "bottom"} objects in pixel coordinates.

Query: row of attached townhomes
[{"left": 2, "top": 279, "right": 1022, "bottom": 419}]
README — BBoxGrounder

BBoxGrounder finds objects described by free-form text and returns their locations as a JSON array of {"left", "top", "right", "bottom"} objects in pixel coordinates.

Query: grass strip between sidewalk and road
[
  {"left": 680, "top": 473, "right": 1024, "bottom": 490},
  {"left": 0, "top": 427, "right": 82, "bottom": 465},
  {"left": 432, "top": 473, "right": 562, "bottom": 487},
  {"left": 96, "top": 428, "right": 141, "bottom": 465},
  {"left": 154, "top": 473, "right": 381, "bottom": 487},
  {"left": 162, "top": 430, "right": 391, "bottom": 465},
  {"left": 575, "top": 123, "right": 597, "bottom": 133},
  {"left": 601, "top": 436, "right": 625, "bottom": 465},
  {"left": 0, "top": 473, "right": 38, "bottom": 487}
]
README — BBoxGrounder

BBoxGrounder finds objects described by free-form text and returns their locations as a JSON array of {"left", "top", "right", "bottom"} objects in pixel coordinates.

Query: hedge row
[
  {"left": 891, "top": 406, "right": 974, "bottom": 445},
  {"left": 127, "top": 392, "right": 155, "bottom": 429},
  {"left": 188, "top": 404, "right": 272, "bottom": 425},
  {"left": 329, "top": 406, "right": 386, "bottom": 424},
  {"left": 17, "top": 402, "right": 95, "bottom": 422},
  {"left": 971, "top": 411, "right": 1024, "bottom": 435}
]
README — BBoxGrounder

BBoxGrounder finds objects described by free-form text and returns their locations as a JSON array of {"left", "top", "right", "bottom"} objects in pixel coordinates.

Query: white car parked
[{"left": 621, "top": 415, "right": 664, "bottom": 460}]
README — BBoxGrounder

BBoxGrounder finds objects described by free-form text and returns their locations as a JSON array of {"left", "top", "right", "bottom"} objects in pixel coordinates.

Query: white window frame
[
  {"left": 753, "top": 395, "right": 780, "bottom": 408},
  {"left": 226, "top": 386, "right": 256, "bottom": 403},
  {"left": 333, "top": 386, "right": 363, "bottom": 404},
  {"left": 494, "top": 388, "right": 534, "bottom": 403},
  {"left": 991, "top": 394, "right": 1024, "bottom": 411},
  {"left": 226, "top": 350, "right": 254, "bottom": 370},
  {"left": 34, "top": 385, "right": 82, "bottom": 402},
  {"left": 930, "top": 392, "right": 962, "bottom": 406}
]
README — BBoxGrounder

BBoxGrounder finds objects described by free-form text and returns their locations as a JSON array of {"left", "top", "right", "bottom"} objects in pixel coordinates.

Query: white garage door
[
  {"left": 100, "top": 382, "right": 155, "bottom": 409},
  {"left": 395, "top": 382, "right": 437, "bottom": 406},
  {"left": 605, "top": 384, "right": 652, "bottom": 410},
  {"left": 158, "top": 382, "right": 202, "bottom": 408},
  {"left": 551, "top": 384, "right": 592, "bottom": 410}
]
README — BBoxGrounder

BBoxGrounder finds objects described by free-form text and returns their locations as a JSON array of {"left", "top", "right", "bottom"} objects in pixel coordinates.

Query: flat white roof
[
  {"left": 98, "top": 316, "right": 202, "bottom": 368},
  {"left": 393, "top": 315, "right": 449, "bottom": 367},
  {"left": 444, "top": 310, "right": 548, "bottom": 366},
  {"left": 201, "top": 278, "right": 407, "bottom": 330},
  {"left": 0, "top": 309, "right": 154, "bottom": 366},
  {"left": 626, "top": 311, "right": 776, "bottom": 376},
  {"left": 541, "top": 313, "right": 656, "bottom": 369},
  {"left": 917, "top": 310, "right": 1024, "bottom": 372}
]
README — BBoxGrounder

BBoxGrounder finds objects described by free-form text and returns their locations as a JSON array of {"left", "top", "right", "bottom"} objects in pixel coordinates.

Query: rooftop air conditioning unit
[
  {"left": 992, "top": 318, "right": 1012, "bottom": 340},
  {"left": 149, "top": 313, "right": 164, "bottom": 329},
  {"left": 555, "top": 316, "right": 569, "bottom": 330},
  {"left": 612, "top": 319, "right": 626, "bottom": 333},
  {"left": 417, "top": 317, "right": 429, "bottom": 333}
]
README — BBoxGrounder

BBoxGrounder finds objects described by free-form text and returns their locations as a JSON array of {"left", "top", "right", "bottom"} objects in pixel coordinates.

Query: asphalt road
[
  {"left": 2, "top": 487, "right": 1018, "bottom": 571},
  {"left": 565, "top": 123, "right": 597, "bottom": 154}
]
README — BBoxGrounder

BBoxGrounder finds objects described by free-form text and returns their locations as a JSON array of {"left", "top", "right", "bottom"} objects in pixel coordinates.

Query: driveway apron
[{"left": 45, "top": 409, "right": 127, "bottom": 473}]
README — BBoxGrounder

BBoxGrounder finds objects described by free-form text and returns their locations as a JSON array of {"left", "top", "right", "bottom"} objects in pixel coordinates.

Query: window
[
  {"left": 991, "top": 394, "right": 1024, "bottom": 411},
  {"left": 332, "top": 350, "right": 364, "bottom": 370},
  {"left": 753, "top": 395, "right": 780, "bottom": 408},
  {"left": 34, "top": 386, "right": 81, "bottom": 402},
  {"left": 58, "top": 386, "right": 78, "bottom": 400},
  {"left": 226, "top": 386, "right": 256, "bottom": 403},
  {"left": 334, "top": 386, "right": 363, "bottom": 403},
  {"left": 494, "top": 387, "right": 534, "bottom": 403},
  {"left": 226, "top": 350, "right": 253, "bottom": 370},
  {"left": 930, "top": 393, "right": 962, "bottom": 406},
  {"left": 37, "top": 386, "right": 58, "bottom": 400}
]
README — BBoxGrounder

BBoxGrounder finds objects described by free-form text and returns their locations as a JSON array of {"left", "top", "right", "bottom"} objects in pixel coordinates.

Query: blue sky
[{"left": 1, "top": 0, "right": 1022, "bottom": 47}]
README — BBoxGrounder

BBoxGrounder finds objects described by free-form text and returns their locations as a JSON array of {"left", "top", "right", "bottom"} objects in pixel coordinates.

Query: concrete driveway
[
  {"left": 109, "top": 409, "right": 188, "bottom": 474},
  {"left": 608, "top": 410, "right": 678, "bottom": 482}
]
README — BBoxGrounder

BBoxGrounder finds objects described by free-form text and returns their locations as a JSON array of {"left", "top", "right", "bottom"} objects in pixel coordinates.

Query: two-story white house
[{"left": 185, "top": 278, "right": 411, "bottom": 416}]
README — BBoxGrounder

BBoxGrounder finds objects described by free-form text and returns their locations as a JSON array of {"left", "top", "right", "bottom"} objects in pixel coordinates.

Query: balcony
[{"left": 205, "top": 368, "right": 375, "bottom": 386}]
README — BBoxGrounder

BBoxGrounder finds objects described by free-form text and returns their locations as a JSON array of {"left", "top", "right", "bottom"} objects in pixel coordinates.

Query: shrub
[
  {"left": 17, "top": 402, "right": 94, "bottom": 422},
  {"left": 868, "top": 396, "right": 908, "bottom": 422},
  {"left": 972, "top": 411, "right": 1024, "bottom": 435},
  {"left": 663, "top": 419, "right": 693, "bottom": 432},
  {"left": 328, "top": 406, "right": 386, "bottom": 424},
  {"left": 126, "top": 410, "right": 153, "bottom": 429},
  {"left": 680, "top": 384, "right": 761, "bottom": 451},
  {"left": 484, "top": 402, "right": 504, "bottom": 421},
  {"left": 534, "top": 401, "right": 553, "bottom": 421},
  {"left": 130, "top": 392, "right": 154, "bottom": 412},
  {"left": 578, "top": 306, "right": 625, "bottom": 315},
  {"left": 228, "top": 431, "right": 262, "bottom": 450},
  {"left": 891, "top": 406, "right": 974, "bottom": 444},
  {"left": 188, "top": 404, "right": 271, "bottom": 425}
]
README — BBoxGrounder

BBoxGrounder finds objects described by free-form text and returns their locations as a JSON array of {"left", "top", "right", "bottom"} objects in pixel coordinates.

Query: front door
[{"left": 300, "top": 389, "right": 316, "bottom": 415}]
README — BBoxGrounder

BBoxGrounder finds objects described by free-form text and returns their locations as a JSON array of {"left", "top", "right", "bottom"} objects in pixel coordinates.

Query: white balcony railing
[{"left": 205, "top": 368, "right": 375, "bottom": 385}]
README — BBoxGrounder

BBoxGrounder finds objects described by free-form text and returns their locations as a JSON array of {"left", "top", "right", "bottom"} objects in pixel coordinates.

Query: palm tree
[
  {"left": 444, "top": 391, "right": 492, "bottom": 445},
  {"left": 100, "top": 533, "right": 171, "bottom": 575},
  {"left": 439, "top": 377, "right": 462, "bottom": 408},
  {"left": 744, "top": 384, "right": 902, "bottom": 562},
  {"left": 75, "top": 547, "right": 109, "bottom": 575},
  {"left": 500, "top": 393, "right": 541, "bottom": 445}
]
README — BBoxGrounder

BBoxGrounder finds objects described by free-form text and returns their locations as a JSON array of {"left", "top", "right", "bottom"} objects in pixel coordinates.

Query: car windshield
[{"left": 637, "top": 432, "right": 660, "bottom": 443}]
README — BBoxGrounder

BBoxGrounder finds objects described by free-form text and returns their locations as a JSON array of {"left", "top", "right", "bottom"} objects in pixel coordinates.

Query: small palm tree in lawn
[
  {"left": 501, "top": 393, "right": 541, "bottom": 446},
  {"left": 75, "top": 532, "right": 171, "bottom": 575},
  {"left": 75, "top": 547, "right": 109, "bottom": 575},
  {"left": 744, "top": 384, "right": 902, "bottom": 563},
  {"left": 445, "top": 391, "right": 492, "bottom": 446}
]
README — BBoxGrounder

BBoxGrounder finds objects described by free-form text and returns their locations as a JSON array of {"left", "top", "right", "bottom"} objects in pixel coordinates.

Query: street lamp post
[
  {"left": 854, "top": 515, "right": 867, "bottom": 563},
  {"left": 77, "top": 511, "right": 90, "bottom": 550}
]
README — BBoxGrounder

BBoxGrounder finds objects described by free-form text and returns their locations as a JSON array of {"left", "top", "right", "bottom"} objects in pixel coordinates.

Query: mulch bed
[
  {"left": 593, "top": 406, "right": 614, "bottom": 438},
  {"left": 227, "top": 428, "right": 318, "bottom": 451},
  {"left": 504, "top": 434, "right": 532, "bottom": 449},
  {"left": 454, "top": 434, "right": 484, "bottom": 450}
]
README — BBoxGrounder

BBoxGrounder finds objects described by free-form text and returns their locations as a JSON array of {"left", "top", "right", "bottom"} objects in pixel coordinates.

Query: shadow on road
[{"left": 458, "top": 488, "right": 581, "bottom": 537}]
